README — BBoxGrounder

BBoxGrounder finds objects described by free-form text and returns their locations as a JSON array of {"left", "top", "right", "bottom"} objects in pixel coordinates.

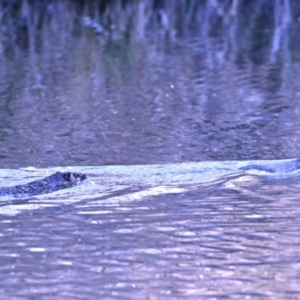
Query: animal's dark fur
[{"left": 0, "top": 172, "right": 87, "bottom": 198}]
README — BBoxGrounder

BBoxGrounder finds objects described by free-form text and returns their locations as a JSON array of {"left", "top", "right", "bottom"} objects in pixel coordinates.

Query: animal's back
[{"left": 0, "top": 172, "right": 87, "bottom": 198}]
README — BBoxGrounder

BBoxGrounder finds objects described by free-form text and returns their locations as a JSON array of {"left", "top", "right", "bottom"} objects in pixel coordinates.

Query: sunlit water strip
[{"left": 0, "top": 158, "right": 300, "bottom": 215}]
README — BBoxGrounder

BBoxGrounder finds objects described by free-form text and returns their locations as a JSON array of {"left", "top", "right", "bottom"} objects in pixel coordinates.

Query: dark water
[
  {"left": 1, "top": 1, "right": 300, "bottom": 299},
  {"left": 0, "top": 1, "right": 300, "bottom": 167}
]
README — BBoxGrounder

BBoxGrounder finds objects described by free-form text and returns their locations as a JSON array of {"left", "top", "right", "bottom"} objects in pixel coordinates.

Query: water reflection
[
  {"left": 0, "top": 1, "right": 299, "bottom": 167},
  {"left": 0, "top": 1, "right": 300, "bottom": 298}
]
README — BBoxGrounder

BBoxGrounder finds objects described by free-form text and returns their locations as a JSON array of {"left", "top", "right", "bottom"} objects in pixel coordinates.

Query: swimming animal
[{"left": 0, "top": 172, "right": 87, "bottom": 199}]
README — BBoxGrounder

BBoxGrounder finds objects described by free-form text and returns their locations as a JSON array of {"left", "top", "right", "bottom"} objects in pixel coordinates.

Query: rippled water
[
  {"left": 1, "top": 1, "right": 300, "bottom": 299},
  {"left": 0, "top": 2, "right": 300, "bottom": 167},
  {"left": 0, "top": 160, "right": 300, "bottom": 299}
]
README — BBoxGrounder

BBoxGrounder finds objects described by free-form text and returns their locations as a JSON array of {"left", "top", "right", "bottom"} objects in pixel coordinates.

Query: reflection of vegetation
[
  {"left": 0, "top": 1, "right": 300, "bottom": 166},
  {"left": 0, "top": 0, "right": 299, "bottom": 56}
]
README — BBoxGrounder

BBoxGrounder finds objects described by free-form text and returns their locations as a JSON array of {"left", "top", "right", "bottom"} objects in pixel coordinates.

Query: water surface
[
  {"left": 1, "top": 160, "right": 300, "bottom": 299},
  {"left": 1, "top": 1, "right": 300, "bottom": 299},
  {"left": 0, "top": 1, "right": 300, "bottom": 167}
]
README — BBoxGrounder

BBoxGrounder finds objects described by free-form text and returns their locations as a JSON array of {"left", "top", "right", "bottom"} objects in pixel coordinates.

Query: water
[
  {"left": 1, "top": 0, "right": 300, "bottom": 298},
  {"left": 0, "top": 160, "right": 300, "bottom": 298},
  {"left": 0, "top": 1, "right": 300, "bottom": 167}
]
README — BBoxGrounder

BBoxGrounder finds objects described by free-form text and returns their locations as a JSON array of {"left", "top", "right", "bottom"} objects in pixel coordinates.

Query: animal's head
[{"left": 63, "top": 172, "right": 87, "bottom": 186}]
